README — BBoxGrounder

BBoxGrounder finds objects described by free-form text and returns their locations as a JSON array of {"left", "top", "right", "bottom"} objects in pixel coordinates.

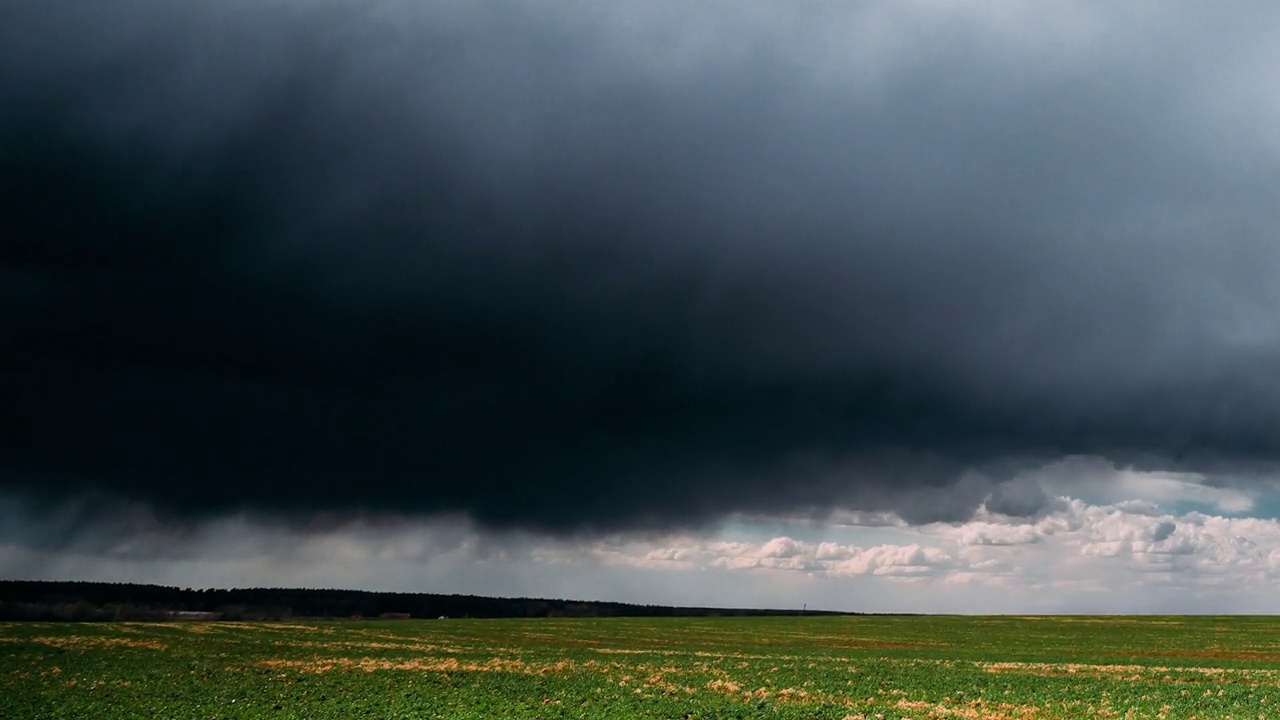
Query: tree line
[{"left": 0, "top": 581, "right": 847, "bottom": 621}]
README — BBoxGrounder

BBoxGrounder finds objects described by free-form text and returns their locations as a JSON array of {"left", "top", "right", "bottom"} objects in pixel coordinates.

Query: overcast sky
[{"left": 3, "top": 1, "right": 1280, "bottom": 612}]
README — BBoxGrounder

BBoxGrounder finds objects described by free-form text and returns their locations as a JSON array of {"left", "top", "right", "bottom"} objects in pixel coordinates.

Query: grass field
[{"left": 4, "top": 615, "right": 1280, "bottom": 719}]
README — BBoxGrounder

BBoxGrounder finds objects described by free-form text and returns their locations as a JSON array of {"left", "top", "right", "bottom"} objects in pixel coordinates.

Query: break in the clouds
[{"left": 4, "top": 1, "right": 1280, "bottom": 535}]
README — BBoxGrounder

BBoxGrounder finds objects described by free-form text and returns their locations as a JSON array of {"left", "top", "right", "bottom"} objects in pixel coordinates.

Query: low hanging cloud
[
  {"left": 3, "top": 1, "right": 1280, "bottom": 534},
  {"left": 7, "top": 488, "right": 1280, "bottom": 612},
  {"left": 697, "top": 539, "right": 954, "bottom": 578}
]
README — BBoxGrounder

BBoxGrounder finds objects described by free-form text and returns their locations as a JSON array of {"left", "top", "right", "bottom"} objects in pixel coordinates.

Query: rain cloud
[{"left": 3, "top": 1, "right": 1280, "bottom": 534}]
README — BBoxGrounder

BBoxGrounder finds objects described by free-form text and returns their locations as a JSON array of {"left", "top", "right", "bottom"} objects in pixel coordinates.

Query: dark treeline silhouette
[{"left": 0, "top": 581, "right": 849, "bottom": 621}]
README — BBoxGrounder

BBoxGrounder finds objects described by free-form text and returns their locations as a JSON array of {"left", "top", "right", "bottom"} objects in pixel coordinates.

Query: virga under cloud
[{"left": 3, "top": 1, "right": 1280, "bottom": 534}]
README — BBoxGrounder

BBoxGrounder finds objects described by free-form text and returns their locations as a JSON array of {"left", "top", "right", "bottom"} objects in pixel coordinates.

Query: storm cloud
[{"left": 3, "top": 1, "right": 1280, "bottom": 533}]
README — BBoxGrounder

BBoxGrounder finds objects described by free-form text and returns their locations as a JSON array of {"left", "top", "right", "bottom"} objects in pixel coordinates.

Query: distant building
[{"left": 169, "top": 611, "right": 223, "bottom": 621}]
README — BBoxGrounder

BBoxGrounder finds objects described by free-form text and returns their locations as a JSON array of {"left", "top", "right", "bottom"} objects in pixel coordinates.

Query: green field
[{"left": 4, "top": 615, "right": 1280, "bottom": 719}]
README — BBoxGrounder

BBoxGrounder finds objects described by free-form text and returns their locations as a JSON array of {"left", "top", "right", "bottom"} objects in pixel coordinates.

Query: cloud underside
[{"left": 3, "top": 1, "right": 1280, "bottom": 532}]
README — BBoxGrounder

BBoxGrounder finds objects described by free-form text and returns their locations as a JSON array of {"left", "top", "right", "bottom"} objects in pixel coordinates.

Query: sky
[{"left": 3, "top": 1, "right": 1280, "bottom": 613}]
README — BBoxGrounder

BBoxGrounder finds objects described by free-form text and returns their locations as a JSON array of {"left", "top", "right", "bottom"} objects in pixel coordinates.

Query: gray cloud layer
[{"left": 3, "top": 1, "right": 1280, "bottom": 533}]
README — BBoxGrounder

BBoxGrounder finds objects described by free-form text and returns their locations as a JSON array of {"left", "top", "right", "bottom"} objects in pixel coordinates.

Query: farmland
[{"left": 4, "top": 615, "right": 1280, "bottom": 719}]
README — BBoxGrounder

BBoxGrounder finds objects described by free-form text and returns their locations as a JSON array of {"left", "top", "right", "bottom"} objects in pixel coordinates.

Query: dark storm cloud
[{"left": 4, "top": 0, "right": 1280, "bottom": 532}]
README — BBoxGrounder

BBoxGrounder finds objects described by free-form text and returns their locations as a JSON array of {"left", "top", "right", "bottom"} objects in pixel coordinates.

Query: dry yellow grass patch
[
  {"left": 258, "top": 623, "right": 337, "bottom": 632},
  {"left": 255, "top": 655, "right": 577, "bottom": 675},
  {"left": 704, "top": 678, "right": 819, "bottom": 704},
  {"left": 272, "top": 639, "right": 464, "bottom": 655},
  {"left": 978, "top": 661, "right": 1149, "bottom": 680},
  {"left": 895, "top": 697, "right": 1041, "bottom": 719},
  {"left": 33, "top": 636, "right": 167, "bottom": 651},
  {"left": 977, "top": 660, "right": 1278, "bottom": 683},
  {"left": 591, "top": 647, "right": 805, "bottom": 661}
]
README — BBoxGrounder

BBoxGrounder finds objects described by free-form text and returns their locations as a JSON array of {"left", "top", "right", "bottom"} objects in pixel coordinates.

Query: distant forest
[{"left": 0, "top": 581, "right": 848, "bottom": 621}]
